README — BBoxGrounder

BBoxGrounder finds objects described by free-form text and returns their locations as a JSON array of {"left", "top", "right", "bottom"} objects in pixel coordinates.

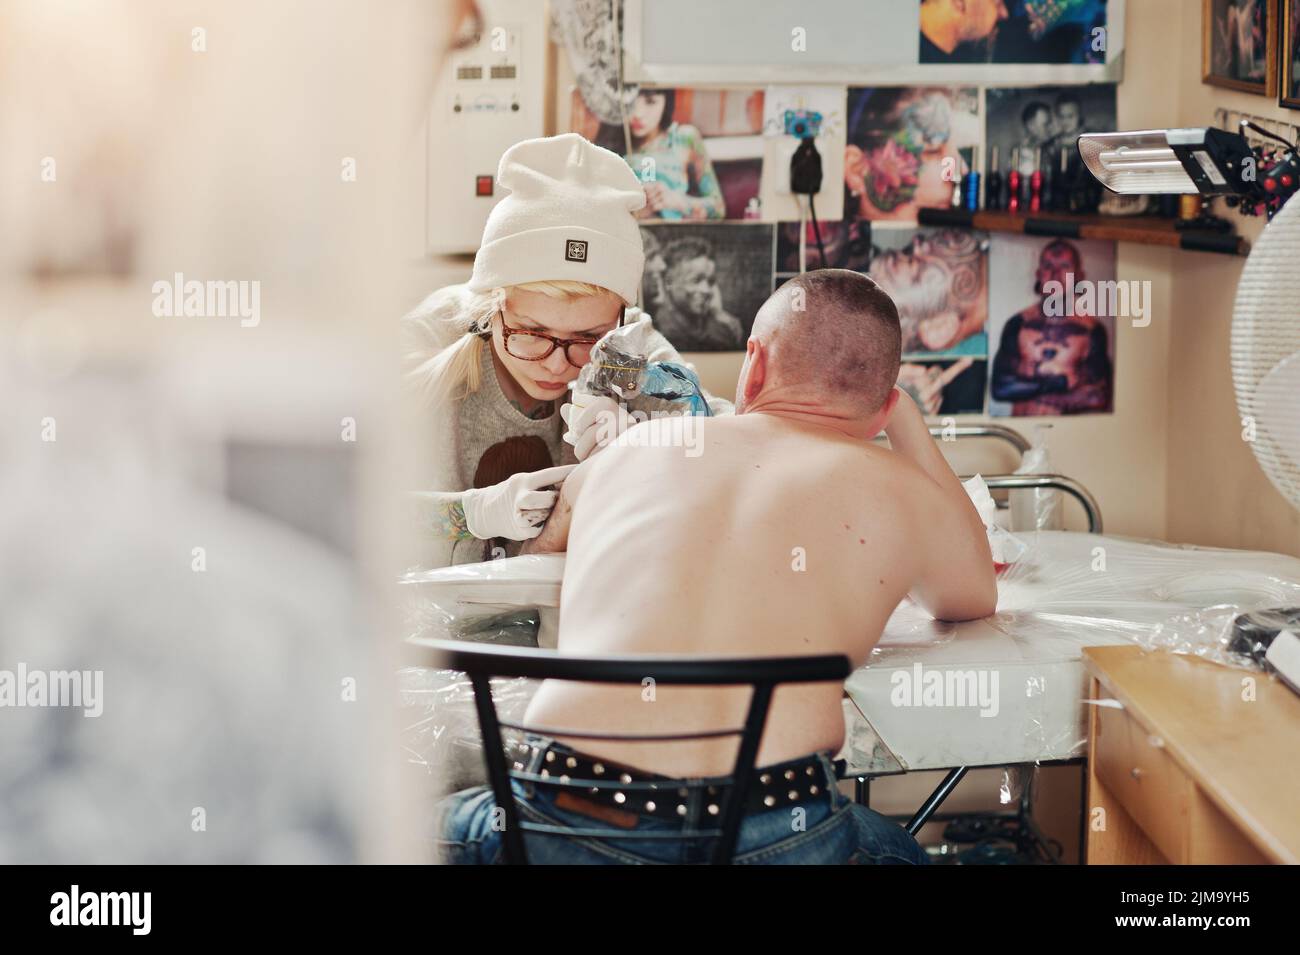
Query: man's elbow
[{"left": 932, "top": 574, "right": 998, "bottom": 623}]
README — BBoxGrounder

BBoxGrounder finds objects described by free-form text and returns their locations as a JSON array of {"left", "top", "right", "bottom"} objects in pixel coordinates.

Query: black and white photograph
[
  {"left": 641, "top": 223, "right": 774, "bottom": 351},
  {"left": 985, "top": 84, "right": 1116, "bottom": 212}
]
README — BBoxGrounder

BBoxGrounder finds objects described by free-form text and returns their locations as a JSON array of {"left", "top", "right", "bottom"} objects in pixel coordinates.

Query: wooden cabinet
[{"left": 1084, "top": 646, "right": 1299, "bottom": 865}]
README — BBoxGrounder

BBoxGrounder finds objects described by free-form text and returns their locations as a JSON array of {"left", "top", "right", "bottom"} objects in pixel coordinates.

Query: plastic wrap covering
[
  {"left": 399, "top": 554, "right": 564, "bottom": 648},
  {"left": 398, "top": 557, "right": 563, "bottom": 792},
  {"left": 1146, "top": 603, "right": 1300, "bottom": 681},
  {"left": 572, "top": 320, "right": 712, "bottom": 417},
  {"left": 405, "top": 531, "right": 1300, "bottom": 788},
  {"left": 399, "top": 667, "right": 540, "bottom": 796},
  {"left": 850, "top": 530, "right": 1300, "bottom": 775},
  {"left": 1011, "top": 424, "right": 1063, "bottom": 531}
]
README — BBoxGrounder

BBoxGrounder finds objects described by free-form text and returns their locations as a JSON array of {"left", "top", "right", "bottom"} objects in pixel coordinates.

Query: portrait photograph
[
  {"left": 868, "top": 226, "right": 989, "bottom": 361},
  {"left": 987, "top": 234, "right": 1116, "bottom": 418},
  {"left": 640, "top": 223, "right": 775, "bottom": 352},
  {"left": 843, "top": 86, "right": 981, "bottom": 223},
  {"left": 572, "top": 86, "right": 765, "bottom": 220}
]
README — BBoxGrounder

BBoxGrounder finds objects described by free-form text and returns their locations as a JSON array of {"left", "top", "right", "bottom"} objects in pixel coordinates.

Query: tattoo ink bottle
[
  {"left": 1041, "top": 150, "right": 1055, "bottom": 211},
  {"left": 1007, "top": 147, "right": 1021, "bottom": 214},
  {"left": 1050, "top": 149, "right": 1067, "bottom": 211},
  {"left": 985, "top": 146, "right": 1002, "bottom": 211},
  {"left": 963, "top": 167, "right": 980, "bottom": 211},
  {"left": 1030, "top": 147, "right": 1043, "bottom": 213}
]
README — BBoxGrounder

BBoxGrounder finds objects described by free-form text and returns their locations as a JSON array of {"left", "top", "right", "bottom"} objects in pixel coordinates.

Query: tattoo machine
[{"left": 570, "top": 320, "right": 713, "bottom": 423}]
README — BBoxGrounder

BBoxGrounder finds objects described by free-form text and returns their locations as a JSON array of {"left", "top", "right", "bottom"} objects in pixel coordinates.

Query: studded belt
[{"left": 511, "top": 740, "right": 842, "bottom": 824}]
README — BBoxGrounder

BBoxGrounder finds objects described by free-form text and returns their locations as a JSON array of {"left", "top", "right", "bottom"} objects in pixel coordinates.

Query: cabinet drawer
[{"left": 1093, "top": 690, "right": 1192, "bottom": 863}]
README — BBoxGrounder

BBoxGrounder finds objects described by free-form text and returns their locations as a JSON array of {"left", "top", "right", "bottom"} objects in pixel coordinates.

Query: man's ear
[
  {"left": 882, "top": 386, "right": 901, "bottom": 420},
  {"left": 876, "top": 385, "right": 902, "bottom": 433},
  {"left": 741, "top": 338, "right": 767, "bottom": 405}
]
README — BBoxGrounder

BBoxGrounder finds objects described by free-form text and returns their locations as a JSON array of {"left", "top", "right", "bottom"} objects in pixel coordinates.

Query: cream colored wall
[
  {"left": 597, "top": 4, "right": 1186, "bottom": 541},
  {"left": 1163, "top": 2, "right": 1300, "bottom": 556},
  {"left": 421, "top": 0, "right": 1300, "bottom": 551},
  {"left": 597, "top": 1, "right": 1300, "bottom": 551}
]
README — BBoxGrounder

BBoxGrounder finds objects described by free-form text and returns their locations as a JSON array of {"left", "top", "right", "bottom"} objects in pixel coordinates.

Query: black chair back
[{"left": 424, "top": 638, "right": 851, "bottom": 865}]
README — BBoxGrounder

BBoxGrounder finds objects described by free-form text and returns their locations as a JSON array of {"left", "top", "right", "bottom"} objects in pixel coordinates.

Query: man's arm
[
  {"left": 518, "top": 460, "right": 590, "bottom": 555},
  {"left": 883, "top": 388, "right": 997, "bottom": 622}
]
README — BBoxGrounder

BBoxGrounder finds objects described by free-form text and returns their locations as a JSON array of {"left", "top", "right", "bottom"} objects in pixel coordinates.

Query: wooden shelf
[{"left": 917, "top": 207, "right": 1250, "bottom": 256}]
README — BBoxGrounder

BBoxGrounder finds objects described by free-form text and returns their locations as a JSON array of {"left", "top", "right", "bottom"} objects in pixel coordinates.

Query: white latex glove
[
  {"left": 461, "top": 464, "right": 576, "bottom": 541},
  {"left": 561, "top": 395, "right": 632, "bottom": 461}
]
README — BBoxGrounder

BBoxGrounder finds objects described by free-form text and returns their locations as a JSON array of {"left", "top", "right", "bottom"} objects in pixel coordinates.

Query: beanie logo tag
[{"left": 564, "top": 239, "right": 588, "bottom": 263}]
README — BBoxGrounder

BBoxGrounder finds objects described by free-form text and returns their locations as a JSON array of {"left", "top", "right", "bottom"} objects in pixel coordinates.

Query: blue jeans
[{"left": 435, "top": 751, "right": 927, "bottom": 865}]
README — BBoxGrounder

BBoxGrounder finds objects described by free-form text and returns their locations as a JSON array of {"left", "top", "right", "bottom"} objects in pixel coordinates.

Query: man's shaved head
[{"left": 747, "top": 269, "right": 902, "bottom": 415}]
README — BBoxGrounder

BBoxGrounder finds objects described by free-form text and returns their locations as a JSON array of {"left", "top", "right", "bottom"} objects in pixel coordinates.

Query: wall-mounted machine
[{"left": 426, "top": 0, "right": 548, "bottom": 256}]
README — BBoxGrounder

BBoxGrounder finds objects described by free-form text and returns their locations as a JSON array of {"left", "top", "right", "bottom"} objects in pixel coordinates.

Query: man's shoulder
[{"left": 832, "top": 440, "right": 947, "bottom": 509}]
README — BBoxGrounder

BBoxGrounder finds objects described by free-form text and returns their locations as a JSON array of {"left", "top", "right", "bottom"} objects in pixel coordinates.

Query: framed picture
[
  {"left": 1203, "top": 0, "right": 1278, "bottom": 96},
  {"left": 1281, "top": 0, "right": 1300, "bottom": 107}
]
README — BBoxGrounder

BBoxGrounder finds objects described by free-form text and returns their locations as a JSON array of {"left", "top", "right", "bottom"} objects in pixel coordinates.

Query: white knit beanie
[{"left": 468, "top": 133, "right": 647, "bottom": 306}]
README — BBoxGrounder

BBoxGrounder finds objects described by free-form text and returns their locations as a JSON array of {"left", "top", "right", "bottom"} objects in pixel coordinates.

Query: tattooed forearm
[{"left": 432, "top": 496, "right": 474, "bottom": 542}]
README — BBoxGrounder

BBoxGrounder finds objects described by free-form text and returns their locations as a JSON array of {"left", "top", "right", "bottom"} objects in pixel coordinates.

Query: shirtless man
[{"left": 437, "top": 269, "right": 996, "bottom": 865}]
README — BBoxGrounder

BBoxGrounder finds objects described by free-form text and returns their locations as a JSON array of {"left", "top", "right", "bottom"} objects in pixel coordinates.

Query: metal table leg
[{"left": 906, "top": 766, "right": 968, "bottom": 837}]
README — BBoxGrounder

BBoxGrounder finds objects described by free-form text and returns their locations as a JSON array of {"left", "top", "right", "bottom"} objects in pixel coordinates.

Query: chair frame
[{"left": 425, "top": 638, "right": 850, "bottom": 865}]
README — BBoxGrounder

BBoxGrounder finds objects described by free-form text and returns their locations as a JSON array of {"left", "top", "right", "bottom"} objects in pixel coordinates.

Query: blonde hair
[{"left": 403, "top": 280, "right": 620, "bottom": 407}]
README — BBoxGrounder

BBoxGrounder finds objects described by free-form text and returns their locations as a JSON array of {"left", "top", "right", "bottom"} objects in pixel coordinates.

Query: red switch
[{"left": 475, "top": 175, "right": 493, "bottom": 197}]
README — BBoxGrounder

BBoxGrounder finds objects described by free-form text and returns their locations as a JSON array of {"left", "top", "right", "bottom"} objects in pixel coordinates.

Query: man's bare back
[{"left": 522, "top": 398, "right": 995, "bottom": 777}]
